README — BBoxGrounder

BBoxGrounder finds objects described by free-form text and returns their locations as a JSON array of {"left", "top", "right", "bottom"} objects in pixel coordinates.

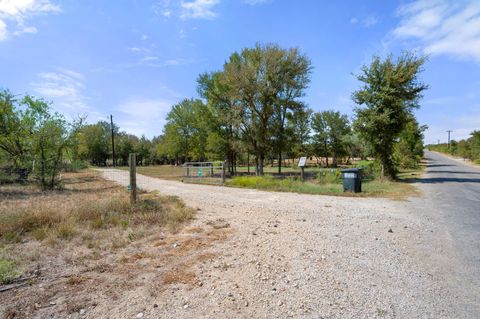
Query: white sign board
[{"left": 298, "top": 157, "right": 307, "bottom": 167}]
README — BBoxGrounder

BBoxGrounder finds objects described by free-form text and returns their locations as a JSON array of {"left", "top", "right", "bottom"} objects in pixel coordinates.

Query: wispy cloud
[
  {"left": 243, "top": 0, "right": 270, "bottom": 5},
  {"left": 350, "top": 14, "right": 379, "bottom": 27},
  {"left": 393, "top": 0, "right": 480, "bottom": 62},
  {"left": 152, "top": 0, "right": 221, "bottom": 21},
  {"left": 0, "top": 0, "right": 60, "bottom": 41},
  {"left": 31, "top": 68, "right": 96, "bottom": 119},
  {"left": 128, "top": 46, "right": 149, "bottom": 53},
  {"left": 180, "top": 0, "right": 220, "bottom": 20},
  {"left": 116, "top": 98, "right": 174, "bottom": 137}
]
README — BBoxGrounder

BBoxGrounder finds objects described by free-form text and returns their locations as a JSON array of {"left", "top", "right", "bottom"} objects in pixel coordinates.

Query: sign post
[{"left": 298, "top": 156, "right": 307, "bottom": 182}]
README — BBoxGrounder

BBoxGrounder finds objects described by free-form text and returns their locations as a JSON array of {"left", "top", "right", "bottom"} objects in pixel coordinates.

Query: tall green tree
[
  {"left": 78, "top": 122, "right": 112, "bottom": 166},
  {"left": 287, "top": 107, "right": 312, "bottom": 161},
  {"left": 0, "top": 90, "right": 49, "bottom": 181},
  {"left": 197, "top": 71, "right": 240, "bottom": 174},
  {"left": 394, "top": 117, "right": 427, "bottom": 169},
  {"left": 222, "top": 43, "right": 311, "bottom": 175},
  {"left": 352, "top": 52, "right": 428, "bottom": 179},
  {"left": 162, "top": 98, "right": 209, "bottom": 163},
  {"left": 33, "top": 113, "right": 69, "bottom": 189},
  {"left": 311, "top": 110, "right": 350, "bottom": 167}
]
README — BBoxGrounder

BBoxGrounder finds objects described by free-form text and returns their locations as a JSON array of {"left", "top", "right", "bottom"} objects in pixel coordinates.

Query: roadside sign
[{"left": 298, "top": 157, "right": 307, "bottom": 167}]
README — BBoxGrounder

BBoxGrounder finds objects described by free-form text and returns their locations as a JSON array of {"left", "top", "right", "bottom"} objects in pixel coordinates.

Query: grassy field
[{"left": 0, "top": 170, "right": 195, "bottom": 284}]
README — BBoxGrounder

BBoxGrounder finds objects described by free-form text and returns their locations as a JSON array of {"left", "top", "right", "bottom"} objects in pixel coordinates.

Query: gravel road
[{"left": 97, "top": 167, "right": 466, "bottom": 318}]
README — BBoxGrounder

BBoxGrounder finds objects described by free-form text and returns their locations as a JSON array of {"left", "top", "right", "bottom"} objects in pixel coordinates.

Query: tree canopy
[{"left": 353, "top": 52, "right": 428, "bottom": 179}]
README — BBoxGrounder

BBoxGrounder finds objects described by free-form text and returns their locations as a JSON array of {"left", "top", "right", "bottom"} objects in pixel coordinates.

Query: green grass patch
[
  {"left": 227, "top": 174, "right": 419, "bottom": 199},
  {"left": 0, "top": 253, "right": 17, "bottom": 284},
  {"left": 227, "top": 175, "right": 344, "bottom": 195}
]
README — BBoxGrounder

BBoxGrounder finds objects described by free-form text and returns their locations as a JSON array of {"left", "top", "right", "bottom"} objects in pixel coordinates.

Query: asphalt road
[{"left": 415, "top": 151, "right": 480, "bottom": 316}]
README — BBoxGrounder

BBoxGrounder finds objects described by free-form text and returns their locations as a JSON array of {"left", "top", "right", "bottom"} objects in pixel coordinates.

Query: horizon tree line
[{"left": 1, "top": 43, "right": 432, "bottom": 184}]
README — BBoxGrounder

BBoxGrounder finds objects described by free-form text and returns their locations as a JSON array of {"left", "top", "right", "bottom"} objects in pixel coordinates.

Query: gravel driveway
[{"left": 98, "top": 168, "right": 463, "bottom": 318}]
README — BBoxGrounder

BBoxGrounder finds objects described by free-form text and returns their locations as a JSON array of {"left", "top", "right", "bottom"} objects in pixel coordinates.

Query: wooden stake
[{"left": 129, "top": 153, "right": 137, "bottom": 204}]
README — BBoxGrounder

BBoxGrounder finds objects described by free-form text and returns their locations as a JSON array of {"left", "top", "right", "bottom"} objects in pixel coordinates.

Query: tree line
[
  {"left": 160, "top": 45, "right": 428, "bottom": 179},
  {"left": 1, "top": 44, "right": 430, "bottom": 188},
  {"left": 427, "top": 131, "right": 480, "bottom": 164}
]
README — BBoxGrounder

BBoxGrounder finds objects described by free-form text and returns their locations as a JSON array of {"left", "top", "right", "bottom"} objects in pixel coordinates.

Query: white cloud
[
  {"left": 128, "top": 47, "right": 149, "bottom": 53},
  {"left": 31, "top": 69, "right": 96, "bottom": 120},
  {"left": 0, "top": 0, "right": 60, "bottom": 41},
  {"left": 141, "top": 56, "right": 159, "bottom": 62},
  {"left": 393, "top": 0, "right": 480, "bottom": 62},
  {"left": 116, "top": 98, "right": 174, "bottom": 137},
  {"left": 0, "top": 19, "right": 6, "bottom": 40},
  {"left": 180, "top": 0, "right": 219, "bottom": 20},
  {"left": 152, "top": 0, "right": 220, "bottom": 20}
]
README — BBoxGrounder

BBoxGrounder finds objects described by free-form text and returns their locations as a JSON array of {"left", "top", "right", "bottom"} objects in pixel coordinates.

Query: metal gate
[{"left": 182, "top": 161, "right": 226, "bottom": 184}]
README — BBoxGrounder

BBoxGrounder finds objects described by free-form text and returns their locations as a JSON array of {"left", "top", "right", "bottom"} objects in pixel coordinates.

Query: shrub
[
  {"left": 62, "top": 160, "right": 89, "bottom": 172},
  {"left": 0, "top": 254, "right": 17, "bottom": 284},
  {"left": 317, "top": 169, "right": 341, "bottom": 184},
  {"left": 356, "top": 161, "right": 381, "bottom": 180}
]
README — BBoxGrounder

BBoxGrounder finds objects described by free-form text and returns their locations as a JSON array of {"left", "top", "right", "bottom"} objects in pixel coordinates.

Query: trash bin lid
[{"left": 340, "top": 168, "right": 362, "bottom": 172}]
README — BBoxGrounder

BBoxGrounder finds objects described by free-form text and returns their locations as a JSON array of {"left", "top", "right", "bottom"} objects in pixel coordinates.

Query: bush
[
  {"left": 0, "top": 254, "right": 17, "bottom": 284},
  {"left": 317, "top": 169, "right": 341, "bottom": 184},
  {"left": 62, "top": 160, "right": 88, "bottom": 172},
  {"left": 356, "top": 160, "right": 381, "bottom": 180}
]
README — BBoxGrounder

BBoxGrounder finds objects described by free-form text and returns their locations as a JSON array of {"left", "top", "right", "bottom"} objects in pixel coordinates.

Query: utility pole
[
  {"left": 446, "top": 130, "right": 452, "bottom": 149},
  {"left": 110, "top": 115, "right": 116, "bottom": 167}
]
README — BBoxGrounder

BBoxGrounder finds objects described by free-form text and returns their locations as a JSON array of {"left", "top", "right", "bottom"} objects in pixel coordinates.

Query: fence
[{"left": 182, "top": 161, "right": 226, "bottom": 184}]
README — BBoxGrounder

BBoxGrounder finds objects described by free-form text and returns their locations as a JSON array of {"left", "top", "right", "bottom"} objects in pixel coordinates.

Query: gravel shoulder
[{"left": 96, "top": 168, "right": 463, "bottom": 318}]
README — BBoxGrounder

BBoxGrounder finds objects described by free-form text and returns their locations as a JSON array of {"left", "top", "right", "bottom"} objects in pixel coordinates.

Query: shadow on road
[
  {"left": 415, "top": 177, "right": 480, "bottom": 184},
  {"left": 426, "top": 164, "right": 455, "bottom": 168},
  {"left": 427, "top": 170, "right": 480, "bottom": 175}
]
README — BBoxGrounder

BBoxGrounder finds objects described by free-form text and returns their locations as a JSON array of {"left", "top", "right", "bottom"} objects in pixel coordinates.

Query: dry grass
[
  {"left": 0, "top": 171, "right": 231, "bottom": 319},
  {"left": 162, "top": 267, "right": 197, "bottom": 285},
  {"left": 0, "top": 170, "right": 195, "bottom": 244}
]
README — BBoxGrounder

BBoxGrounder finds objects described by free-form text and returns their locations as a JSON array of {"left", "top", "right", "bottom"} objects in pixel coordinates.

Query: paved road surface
[{"left": 413, "top": 151, "right": 480, "bottom": 316}]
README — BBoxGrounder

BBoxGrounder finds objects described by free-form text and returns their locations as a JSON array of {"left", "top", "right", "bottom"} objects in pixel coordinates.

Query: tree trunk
[
  {"left": 259, "top": 154, "right": 264, "bottom": 176},
  {"left": 278, "top": 152, "right": 282, "bottom": 174}
]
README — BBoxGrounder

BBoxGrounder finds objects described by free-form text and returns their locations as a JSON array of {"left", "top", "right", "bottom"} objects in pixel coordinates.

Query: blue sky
[{"left": 1, "top": 0, "right": 479, "bottom": 144}]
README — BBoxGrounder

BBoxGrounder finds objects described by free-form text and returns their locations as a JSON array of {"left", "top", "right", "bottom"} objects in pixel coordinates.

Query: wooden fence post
[
  {"left": 129, "top": 153, "right": 137, "bottom": 204},
  {"left": 222, "top": 160, "right": 226, "bottom": 184}
]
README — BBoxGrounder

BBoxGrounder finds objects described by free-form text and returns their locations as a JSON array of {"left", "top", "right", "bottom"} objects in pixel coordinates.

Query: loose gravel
[{"left": 97, "top": 169, "right": 463, "bottom": 318}]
